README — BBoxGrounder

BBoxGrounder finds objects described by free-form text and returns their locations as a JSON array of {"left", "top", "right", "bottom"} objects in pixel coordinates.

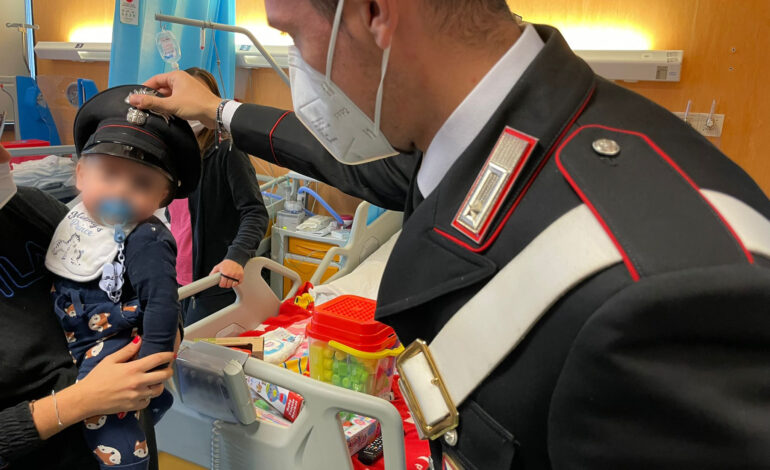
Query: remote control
[{"left": 358, "top": 436, "right": 384, "bottom": 465}]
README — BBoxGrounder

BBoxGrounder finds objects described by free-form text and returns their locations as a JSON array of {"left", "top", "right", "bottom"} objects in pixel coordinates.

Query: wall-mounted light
[
  {"left": 234, "top": 24, "right": 293, "bottom": 47},
  {"left": 68, "top": 24, "right": 113, "bottom": 43},
  {"left": 35, "top": 42, "right": 111, "bottom": 62},
  {"left": 559, "top": 25, "right": 652, "bottom": 51}
]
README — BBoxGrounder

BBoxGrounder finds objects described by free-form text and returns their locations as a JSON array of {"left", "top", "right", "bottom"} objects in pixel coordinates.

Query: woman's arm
[
  {"left": 0, "top": 338, "right": 172, "bottom": 462},
  {"left": 35, "top": 337, "right": 172, "bottom": 439},
  {"left": 224, "top": 146, "right": 269, "bottom": 266},
  {"left": 209, "top": 146, "right": 270, "bottom": 289}
]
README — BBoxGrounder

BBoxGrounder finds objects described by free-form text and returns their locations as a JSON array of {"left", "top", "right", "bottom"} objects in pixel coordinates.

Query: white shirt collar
[{"left": 417, "top": 24, "right": 545, "bottom": 198}]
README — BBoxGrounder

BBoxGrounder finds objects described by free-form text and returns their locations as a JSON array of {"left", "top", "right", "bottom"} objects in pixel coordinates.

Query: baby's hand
[{"left": 210, "top": 259, "right": 244, "bottom": 289}]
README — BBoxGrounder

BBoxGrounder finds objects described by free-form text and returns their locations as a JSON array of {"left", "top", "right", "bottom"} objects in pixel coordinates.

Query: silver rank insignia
[{"left": 452, "top": 127, "right": 538, "bottom": 243}]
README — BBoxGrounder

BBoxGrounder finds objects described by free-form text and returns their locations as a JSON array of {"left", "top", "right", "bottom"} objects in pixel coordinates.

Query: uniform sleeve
[
  {"left": 229, "top": 104, "right": 418, "bottom": 211},
  {"left": 125, "top": 224, "right": 180, "bottom": 359},
  {"left": 547, "top": 265, "right": 770, "bottom": 469},
  {"left": 222, "top": 146, "right": 269, "bottom": 267},
  {"left": 0, "top": 401, "right": 41, "bottom": 462}
]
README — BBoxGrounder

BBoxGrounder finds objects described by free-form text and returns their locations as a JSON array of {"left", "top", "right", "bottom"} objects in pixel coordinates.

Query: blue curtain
[{"left": 108, "top": 0, "right": 235, "bottom": 99}]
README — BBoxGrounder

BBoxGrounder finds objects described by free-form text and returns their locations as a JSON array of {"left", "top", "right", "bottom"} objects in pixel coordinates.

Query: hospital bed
[
  {"left": 256, "top": 173, "right": 289, "bottom": 257},
  {"left": 5, "top": 144, "right": 78, "bottom": 201},
  {"left": 273, "top": 200, "right": 403, "bottom": 298},
  {"left": 157, "top": 257, "right": 406, "bottom": 470},
  {"left": 310, "top": 201, "right": 402, "bottom": 286}
]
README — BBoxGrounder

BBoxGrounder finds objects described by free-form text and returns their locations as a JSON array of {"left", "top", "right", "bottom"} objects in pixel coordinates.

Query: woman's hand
[
  {"left": 32, "top": 337, "right": 175, "bottom": 440},
  {"left": 210, "top": 259, "right": 244, "bottom": 289},
  {"left": 74, "top": 336, "right": 175, "bottom": 416}
]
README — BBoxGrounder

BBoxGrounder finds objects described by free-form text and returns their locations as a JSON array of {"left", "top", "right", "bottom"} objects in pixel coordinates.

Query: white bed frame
[
  {"left": 158, "top": 257, "right": 407, "bottom": 470},
  {"left": 310, "top": 201, "right": 403, "bottom": 286}
]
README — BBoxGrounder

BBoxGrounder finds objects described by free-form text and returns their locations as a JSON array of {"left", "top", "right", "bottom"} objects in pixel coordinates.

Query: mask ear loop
[
  {"left": 373, "top": 47, "right": 390, "bottom": 136},
  {"left": 326, "top": 0, "right": 391, "bottom": 137},
  {"left": 326, "top": 0, "right": 346, "bottom": 79}
]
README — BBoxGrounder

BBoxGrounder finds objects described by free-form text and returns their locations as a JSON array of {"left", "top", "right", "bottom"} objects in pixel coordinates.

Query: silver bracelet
[
  {"left": 50, "top": 390, "right": 63, "bottom": 428},
  {"left": 215, "top": 99, "right": 233, "bottom": 150}
]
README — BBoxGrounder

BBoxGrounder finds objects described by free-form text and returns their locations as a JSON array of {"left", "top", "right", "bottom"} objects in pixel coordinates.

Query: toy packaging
[
  {"left": 253, "top": 399, "right": 292, "bottom": 428},
  {"left": 307, "top": 296, "right": 403, "bottom": 397},
  {"left": 340, "top": 412, "right": 381, "bottom": 456},
  {"left": 246, "top": 376, "right": 304, "bottom": 422}
]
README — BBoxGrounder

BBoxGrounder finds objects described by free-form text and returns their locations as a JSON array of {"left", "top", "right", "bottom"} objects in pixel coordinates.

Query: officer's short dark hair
[{"left": 309, "top": 0, "right": 515, "bottom": 31}]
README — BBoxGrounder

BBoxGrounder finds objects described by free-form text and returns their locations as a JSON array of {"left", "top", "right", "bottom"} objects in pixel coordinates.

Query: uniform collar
[
  {"left": 377, "top": 25, "right": 597, "bottom": 320},
  {"left": 416, "top": 24, "right": 545, "bottom": 198}
]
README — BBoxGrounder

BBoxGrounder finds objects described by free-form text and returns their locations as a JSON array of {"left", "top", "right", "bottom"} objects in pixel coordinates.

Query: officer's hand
[{"left": 129, "top": 71, "right": 221, "bottom": 128}]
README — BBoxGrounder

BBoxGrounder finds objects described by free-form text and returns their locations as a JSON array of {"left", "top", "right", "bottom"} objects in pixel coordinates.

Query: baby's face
[{"left": 76, "top": 155, "right": 170, "bottom": 222}]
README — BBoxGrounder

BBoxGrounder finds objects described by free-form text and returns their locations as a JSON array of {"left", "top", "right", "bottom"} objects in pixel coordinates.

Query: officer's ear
[{"left": 360, "top": 0, "right": 399, "bottom": 50}]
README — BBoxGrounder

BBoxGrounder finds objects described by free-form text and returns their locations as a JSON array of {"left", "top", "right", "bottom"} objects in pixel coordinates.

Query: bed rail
[
  {"left": 6, "top": 145, "right": 76, "bottom": 157},
  {"left": 159, "top": 257, "right": 407, "bottom": 469},
  {"left": 310, "top": 202, "right": 403, "bottom": 286}
]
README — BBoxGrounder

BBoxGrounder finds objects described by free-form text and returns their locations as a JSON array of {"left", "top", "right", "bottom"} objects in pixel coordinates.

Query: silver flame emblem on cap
[{"left": 124, "top": 88, "right": 172, "bottom": 126}]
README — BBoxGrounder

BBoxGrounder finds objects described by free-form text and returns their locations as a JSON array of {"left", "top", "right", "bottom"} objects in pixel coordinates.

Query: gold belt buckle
[{"left": 396, "top": 339, "right": 459, "bottom": 440}]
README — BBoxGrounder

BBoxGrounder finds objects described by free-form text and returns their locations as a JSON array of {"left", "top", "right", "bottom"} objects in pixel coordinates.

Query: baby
[{"left": 45, "top": 85, "right": 200, "bottom": 470}]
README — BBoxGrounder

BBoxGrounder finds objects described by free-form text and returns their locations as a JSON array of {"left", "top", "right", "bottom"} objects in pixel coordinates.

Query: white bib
[{"left": 45, "top": 202, "right": 136, "bottom": 282}]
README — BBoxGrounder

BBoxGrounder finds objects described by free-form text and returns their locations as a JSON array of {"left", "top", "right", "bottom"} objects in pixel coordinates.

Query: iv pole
[{"left": 154, "top": 13, "right": 291, "bottom": 87}]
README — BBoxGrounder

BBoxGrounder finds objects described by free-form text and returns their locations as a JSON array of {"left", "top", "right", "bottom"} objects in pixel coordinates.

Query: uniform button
[
  {"left": 592, "top": 138, "right": 621, "bottom": 157},
  {"left": 443, "top": 429, "right": 459, "bottom": 447}
]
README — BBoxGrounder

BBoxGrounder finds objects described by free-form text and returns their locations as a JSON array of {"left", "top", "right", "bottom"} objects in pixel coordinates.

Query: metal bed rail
[{"left": 6, "top": 145, "right": 76, "bottom": 158}]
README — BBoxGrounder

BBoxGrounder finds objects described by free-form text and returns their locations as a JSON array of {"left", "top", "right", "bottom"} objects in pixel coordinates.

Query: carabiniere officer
[{"left": 131, "top": 0, "right": 770, "bottom": 468}]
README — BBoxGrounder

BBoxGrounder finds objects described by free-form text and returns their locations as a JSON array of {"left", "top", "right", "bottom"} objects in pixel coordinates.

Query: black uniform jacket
[{"left": 230, "top": 25, "right": 770, "bottom": 470}]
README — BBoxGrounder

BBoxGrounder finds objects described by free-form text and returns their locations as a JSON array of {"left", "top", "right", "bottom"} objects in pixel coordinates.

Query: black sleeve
[
  {"left": 0, "top": 401, "right": 41, "bottom": 461},
  {"left": 222, "top": 146, "right": 269, "bottom": 267},
  {"left": 0, "top": 189, "right": 68, "bottom": 462},
  {"left": 230, "top": 104, "right": 418, "bottom": 211},
  {"left": 547, "top": 264, "right": 770, "bottom": 469},
  {"left": 125, "top": 223, "right": 180, "bottom": 359},
  {"left": 5, "top": 187, "right": 68, "bottom": 234}
]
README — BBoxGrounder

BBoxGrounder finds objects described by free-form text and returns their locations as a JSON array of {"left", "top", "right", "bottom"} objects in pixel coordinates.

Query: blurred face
[{"left": 76, "top": 155, "right": 170, "bottom": 222}]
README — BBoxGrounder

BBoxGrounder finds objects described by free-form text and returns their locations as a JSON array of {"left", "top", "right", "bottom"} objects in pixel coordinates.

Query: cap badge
[
  {"left": 124, "top": 88, "right": 172, "bottom": 125},
  {"left": 126, "top": 107, "right": 147, "bottom": 126}
]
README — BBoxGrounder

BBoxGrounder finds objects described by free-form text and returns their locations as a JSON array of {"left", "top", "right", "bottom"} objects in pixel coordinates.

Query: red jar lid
[{"left": 307, "top": 296, "right": 397, "bottom": 353}]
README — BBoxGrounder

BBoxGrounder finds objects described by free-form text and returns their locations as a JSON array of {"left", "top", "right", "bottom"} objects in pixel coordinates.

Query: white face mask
[
  {"left": 0, "top": 162, "right": 17, "bottom": 210},
  {"left": 187, "top": 120, "right": 205, "bottom": 136},
  {"left": 284, "top": 0, "right": 398, "bottom": 165}
]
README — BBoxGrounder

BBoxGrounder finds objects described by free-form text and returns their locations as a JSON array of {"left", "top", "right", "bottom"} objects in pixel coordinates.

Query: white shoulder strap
[
  {"left": 701, "top": 190, "right": 770, "bottom": 260},
  {"left": 400, "top": 191, "right": 770, "bottom": 430}
]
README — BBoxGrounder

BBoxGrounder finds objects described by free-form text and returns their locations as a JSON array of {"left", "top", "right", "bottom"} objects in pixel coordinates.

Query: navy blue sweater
[{"left": 121, "top": 218, "right": 180, "bottom": 359}]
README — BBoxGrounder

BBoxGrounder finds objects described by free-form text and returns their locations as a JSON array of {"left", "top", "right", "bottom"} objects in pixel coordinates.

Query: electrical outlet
[{"left": 673, "top": 112, "right": 725, "bottom": 138}]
